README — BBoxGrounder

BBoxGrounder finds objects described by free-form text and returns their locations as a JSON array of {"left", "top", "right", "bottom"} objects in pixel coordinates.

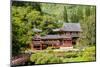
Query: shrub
[
  {"left": 47, "top": 50, "right": 54, "bottom": 54},
  {"left": 35, "top": 56, "right": 48, "bottom": 64},
  {"left": 84, "top": 46, "right": 95, "bottom": 52},
  {"left": 62, "top": 46, "right": 96, "bottom": 62},
  {"left": 30, "top": 53, "right": 40, "bottom": 62},
  {"left": 64, "top": 52, "right": 79, "bottom": 58},
  {"left": 81, "top": 46, "right": 96, "bottom": 61},
  {"left": 30, "top": 52, "right": 63, "bottom": 64},
  {"left": 47, "top": 55, "right": 62, "bottom": 64},
  {"left": 46, "top": 47, "right": 54, "bottom": 50},
  {"left": 30, "top": 46, "right": 96, "bottom": 64}
]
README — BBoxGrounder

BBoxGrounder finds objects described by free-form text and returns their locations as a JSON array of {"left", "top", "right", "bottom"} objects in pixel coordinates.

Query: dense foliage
[
  {"left": 12, "top": 1, "right": 96, "bottom": 56},
  {"left": 30, "top": 52, "right": 63, "bottom": 64},
  {"left": 30, "top": 46, "right": 95, "bottom": 64}
]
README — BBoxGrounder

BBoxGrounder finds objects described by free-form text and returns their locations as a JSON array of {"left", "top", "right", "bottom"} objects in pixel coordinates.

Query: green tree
[{"left": 63, "top": 6, "right": 69, "bottom": 22}]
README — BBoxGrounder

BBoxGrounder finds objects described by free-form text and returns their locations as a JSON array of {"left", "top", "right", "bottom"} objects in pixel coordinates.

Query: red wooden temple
[{"left": 30, "top": 23, "right": 82, "bottom": 50}]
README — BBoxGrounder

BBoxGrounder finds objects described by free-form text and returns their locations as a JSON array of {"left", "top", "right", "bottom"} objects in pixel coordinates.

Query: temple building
[{"left": 31, "top": 23, "right": 82, "bottom": 50}]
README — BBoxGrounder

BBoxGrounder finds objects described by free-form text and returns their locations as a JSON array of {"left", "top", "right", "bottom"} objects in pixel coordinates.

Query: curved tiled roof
[{"left": 53, "top": 23, "right": 82, "bottom": 32}]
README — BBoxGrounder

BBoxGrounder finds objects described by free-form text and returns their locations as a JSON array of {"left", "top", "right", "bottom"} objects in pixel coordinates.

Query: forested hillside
[{"left": 12, "top": 1, "right": 96, "bottom": 55}]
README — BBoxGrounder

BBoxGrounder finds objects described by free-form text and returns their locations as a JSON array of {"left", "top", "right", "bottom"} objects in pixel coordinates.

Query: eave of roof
[{"left": 41, "top": 35, "right": 71, "bottom": 40}]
